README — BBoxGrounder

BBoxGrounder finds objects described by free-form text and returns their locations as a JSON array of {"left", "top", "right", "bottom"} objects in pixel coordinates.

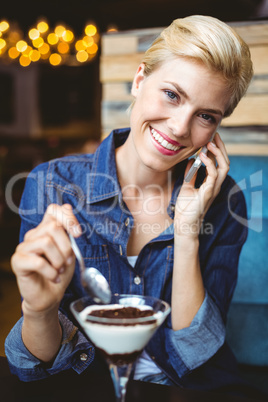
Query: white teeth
[{"left": 151, "top": 128, "right": 180, "bottom": 151}]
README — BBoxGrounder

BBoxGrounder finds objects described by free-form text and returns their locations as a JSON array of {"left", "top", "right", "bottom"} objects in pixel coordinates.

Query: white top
[{"left": 127, "top": 255, "right": 162, "bottom": 380}]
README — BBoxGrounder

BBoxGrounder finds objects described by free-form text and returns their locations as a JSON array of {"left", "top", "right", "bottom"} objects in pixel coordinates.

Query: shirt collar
[{"left": 87, "top": 128, "right": 129, "bottom": 204}]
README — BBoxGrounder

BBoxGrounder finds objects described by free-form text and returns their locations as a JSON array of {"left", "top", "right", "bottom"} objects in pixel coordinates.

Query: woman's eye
[
  {"left": 200, "top": 113, "right": 215, "bottom": 123},
  {"left": 165, "top": 90, "right": 178, "bottom": 101}
]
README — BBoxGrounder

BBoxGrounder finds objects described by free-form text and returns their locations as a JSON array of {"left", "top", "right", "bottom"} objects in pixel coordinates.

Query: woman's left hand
[{"left": 174, "top": 132, "right": 230, "bottom": 238}]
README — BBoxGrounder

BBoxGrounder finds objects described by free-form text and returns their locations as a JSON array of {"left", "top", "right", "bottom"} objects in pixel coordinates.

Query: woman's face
[{"left": 129, "top": 57, "right": 231, "bottom": 172}]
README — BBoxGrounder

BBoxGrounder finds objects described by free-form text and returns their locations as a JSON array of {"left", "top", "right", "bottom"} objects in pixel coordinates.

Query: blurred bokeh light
[{"left": 0, "top": 19, "right": 99, "bottom": 67}]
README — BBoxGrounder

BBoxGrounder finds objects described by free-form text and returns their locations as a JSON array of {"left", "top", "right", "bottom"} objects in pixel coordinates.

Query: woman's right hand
[{"left": 11, "top": 203, "right": 81, "bottom": 316}]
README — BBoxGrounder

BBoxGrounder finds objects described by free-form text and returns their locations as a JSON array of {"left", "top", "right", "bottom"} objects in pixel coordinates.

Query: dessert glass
[{"left": 70, "top": 294, "right": 171, "bottom": 402}]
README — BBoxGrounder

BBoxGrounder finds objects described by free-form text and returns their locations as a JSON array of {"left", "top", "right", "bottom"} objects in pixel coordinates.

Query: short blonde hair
[{"left": 142, "top": 15, "right": 253, "bottom": 117}]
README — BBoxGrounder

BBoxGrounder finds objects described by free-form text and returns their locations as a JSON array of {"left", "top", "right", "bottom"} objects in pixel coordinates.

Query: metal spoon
[
  {"left": 54, "top": 187, "right": 111, "bottom": 304},
  {"left": 68, "top": 233, "right": 112, "bottom": 304}
]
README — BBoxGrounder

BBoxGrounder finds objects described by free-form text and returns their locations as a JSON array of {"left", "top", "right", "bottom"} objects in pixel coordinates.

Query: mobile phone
[{"left": 184, "top": 131, "right": 217, "bottom": 183}]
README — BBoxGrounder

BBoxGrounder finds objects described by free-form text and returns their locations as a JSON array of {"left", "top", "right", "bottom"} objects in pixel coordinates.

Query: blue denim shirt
[{"left": 5, "top": 128, "right": 248, "bottom": 390}]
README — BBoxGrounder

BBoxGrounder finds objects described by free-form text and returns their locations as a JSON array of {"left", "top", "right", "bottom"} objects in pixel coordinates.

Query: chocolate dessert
[
  {"left": 87, "top": 306, "right": 156, "bottom": 325},
  {"left": 85, "top": 306, "right": 157, "bottom": 364},
  {"left": 97, "top": 348, "right": 143, "bottom": 365}
]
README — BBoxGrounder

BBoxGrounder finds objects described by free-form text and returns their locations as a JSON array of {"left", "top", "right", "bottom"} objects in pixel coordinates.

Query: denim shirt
[{"left": 5, "top": 128, "right": 248, "bottom": 389}]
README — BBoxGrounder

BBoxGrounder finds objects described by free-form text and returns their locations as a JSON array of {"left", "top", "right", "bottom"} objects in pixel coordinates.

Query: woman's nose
[{"left": 167, "top": 111, "right": 191, "bottom": 139}]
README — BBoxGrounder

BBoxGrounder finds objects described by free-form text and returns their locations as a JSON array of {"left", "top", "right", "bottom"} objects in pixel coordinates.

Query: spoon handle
[{"left": 68, "top": 232, "right": 86, "bottom": 273}]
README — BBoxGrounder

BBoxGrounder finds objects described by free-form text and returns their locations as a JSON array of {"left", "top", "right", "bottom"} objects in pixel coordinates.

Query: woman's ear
[{"left": 131, "top": 63, "right": 146, "bottom": 97}]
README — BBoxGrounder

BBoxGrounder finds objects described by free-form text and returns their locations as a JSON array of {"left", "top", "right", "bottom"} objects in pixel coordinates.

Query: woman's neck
[
  {"left": 115, "top": 135, "right": 175, "bottom": 256},
  {"left": 115, "top": 136, "right": 174, "bottom": 194}
]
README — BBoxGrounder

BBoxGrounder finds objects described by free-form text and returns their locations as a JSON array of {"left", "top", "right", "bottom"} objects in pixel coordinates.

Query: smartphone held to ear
[{"left": 184, "top": 132, "right": 217, "bottom": 183}]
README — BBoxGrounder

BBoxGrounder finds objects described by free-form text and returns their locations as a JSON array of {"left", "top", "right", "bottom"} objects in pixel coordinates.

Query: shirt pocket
[{"left": 80, "top": 244, "right": 111, "bottom": 286}]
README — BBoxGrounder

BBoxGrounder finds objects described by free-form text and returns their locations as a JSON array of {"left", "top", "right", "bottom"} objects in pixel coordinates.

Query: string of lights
[{"left": 0, "top": 19, "right": 100, "bottom": 67}]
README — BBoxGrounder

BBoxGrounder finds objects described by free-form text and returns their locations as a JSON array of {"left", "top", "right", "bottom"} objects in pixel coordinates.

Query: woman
[{"left": 5, "top": 15, "right": 255, "bottom": 395}]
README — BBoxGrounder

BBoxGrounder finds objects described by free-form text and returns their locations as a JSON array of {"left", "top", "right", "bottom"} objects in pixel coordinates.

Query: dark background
[{"left": 1, "top": 0, "right": 268, "bottom": 33}]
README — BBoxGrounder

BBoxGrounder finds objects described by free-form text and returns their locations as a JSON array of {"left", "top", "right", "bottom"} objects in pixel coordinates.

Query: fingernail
[
  {"left": 59, "top": 266, "right": 65, "bottom": 274},
  {"left": 55, "top": 276, "right": 61, "bottom": 283},
  {"left": 201, "top": 152, "right": 207, "bottom": 158},
  {"left": 67, "top": 256, "right": 73, "bottom": 265},
  {"left": 209, "top": 141, "right": 216, "bottom": 147},
  {"left": 72, "top": 225, "right": 82, "bottom": 236}
]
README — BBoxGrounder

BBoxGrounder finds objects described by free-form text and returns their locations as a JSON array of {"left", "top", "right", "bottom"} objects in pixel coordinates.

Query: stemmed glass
[{"left": 70, "top": 294, "right": 171, "bottom": 402}]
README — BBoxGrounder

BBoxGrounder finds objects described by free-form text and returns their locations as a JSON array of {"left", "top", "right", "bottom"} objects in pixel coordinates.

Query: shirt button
[
  {"left": 171, "top": 205, "right": 175, "bottom": 211},
  {"left": 134, "top": 276, "right": 141, "bottom": 285},
  {"left": 80, "top": 353, "right": 88, "bottom": 361},
  {"left": 125, "top": 217, "right": 130, "bottom": 226}
]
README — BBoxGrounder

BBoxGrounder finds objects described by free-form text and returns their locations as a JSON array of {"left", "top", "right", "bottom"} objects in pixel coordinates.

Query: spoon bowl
[{"left": 82, "top": 267, "right": 112, "bottom": 304}]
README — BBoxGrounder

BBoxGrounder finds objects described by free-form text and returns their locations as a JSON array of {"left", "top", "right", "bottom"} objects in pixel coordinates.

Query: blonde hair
[{"left": 141, "top": 15, "right": 253, "bottom": 117}]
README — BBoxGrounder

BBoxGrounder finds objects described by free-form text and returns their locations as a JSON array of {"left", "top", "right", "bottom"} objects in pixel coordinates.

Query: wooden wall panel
[
  {"left": 232, "top": 23, "right": 268, "bottom": 45},
  {"left": 249, "top": 46, "right": 268, "bottom": 75},
  {"left": 100, "top": 54, "right": 142, "bottom": 82},
  {"left": 222, "top": 95, "right": 268, "bottom": 126}
]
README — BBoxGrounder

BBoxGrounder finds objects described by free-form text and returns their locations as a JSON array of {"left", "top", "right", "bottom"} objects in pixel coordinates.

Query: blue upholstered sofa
[{"left": 226, "top": 155, "right": 268, "bottom": 394}]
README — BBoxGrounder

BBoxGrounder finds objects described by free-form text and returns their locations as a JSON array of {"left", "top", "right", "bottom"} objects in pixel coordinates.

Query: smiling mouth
[{"left": 151, "top": 128, "right": 184, "bottom": 152}]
